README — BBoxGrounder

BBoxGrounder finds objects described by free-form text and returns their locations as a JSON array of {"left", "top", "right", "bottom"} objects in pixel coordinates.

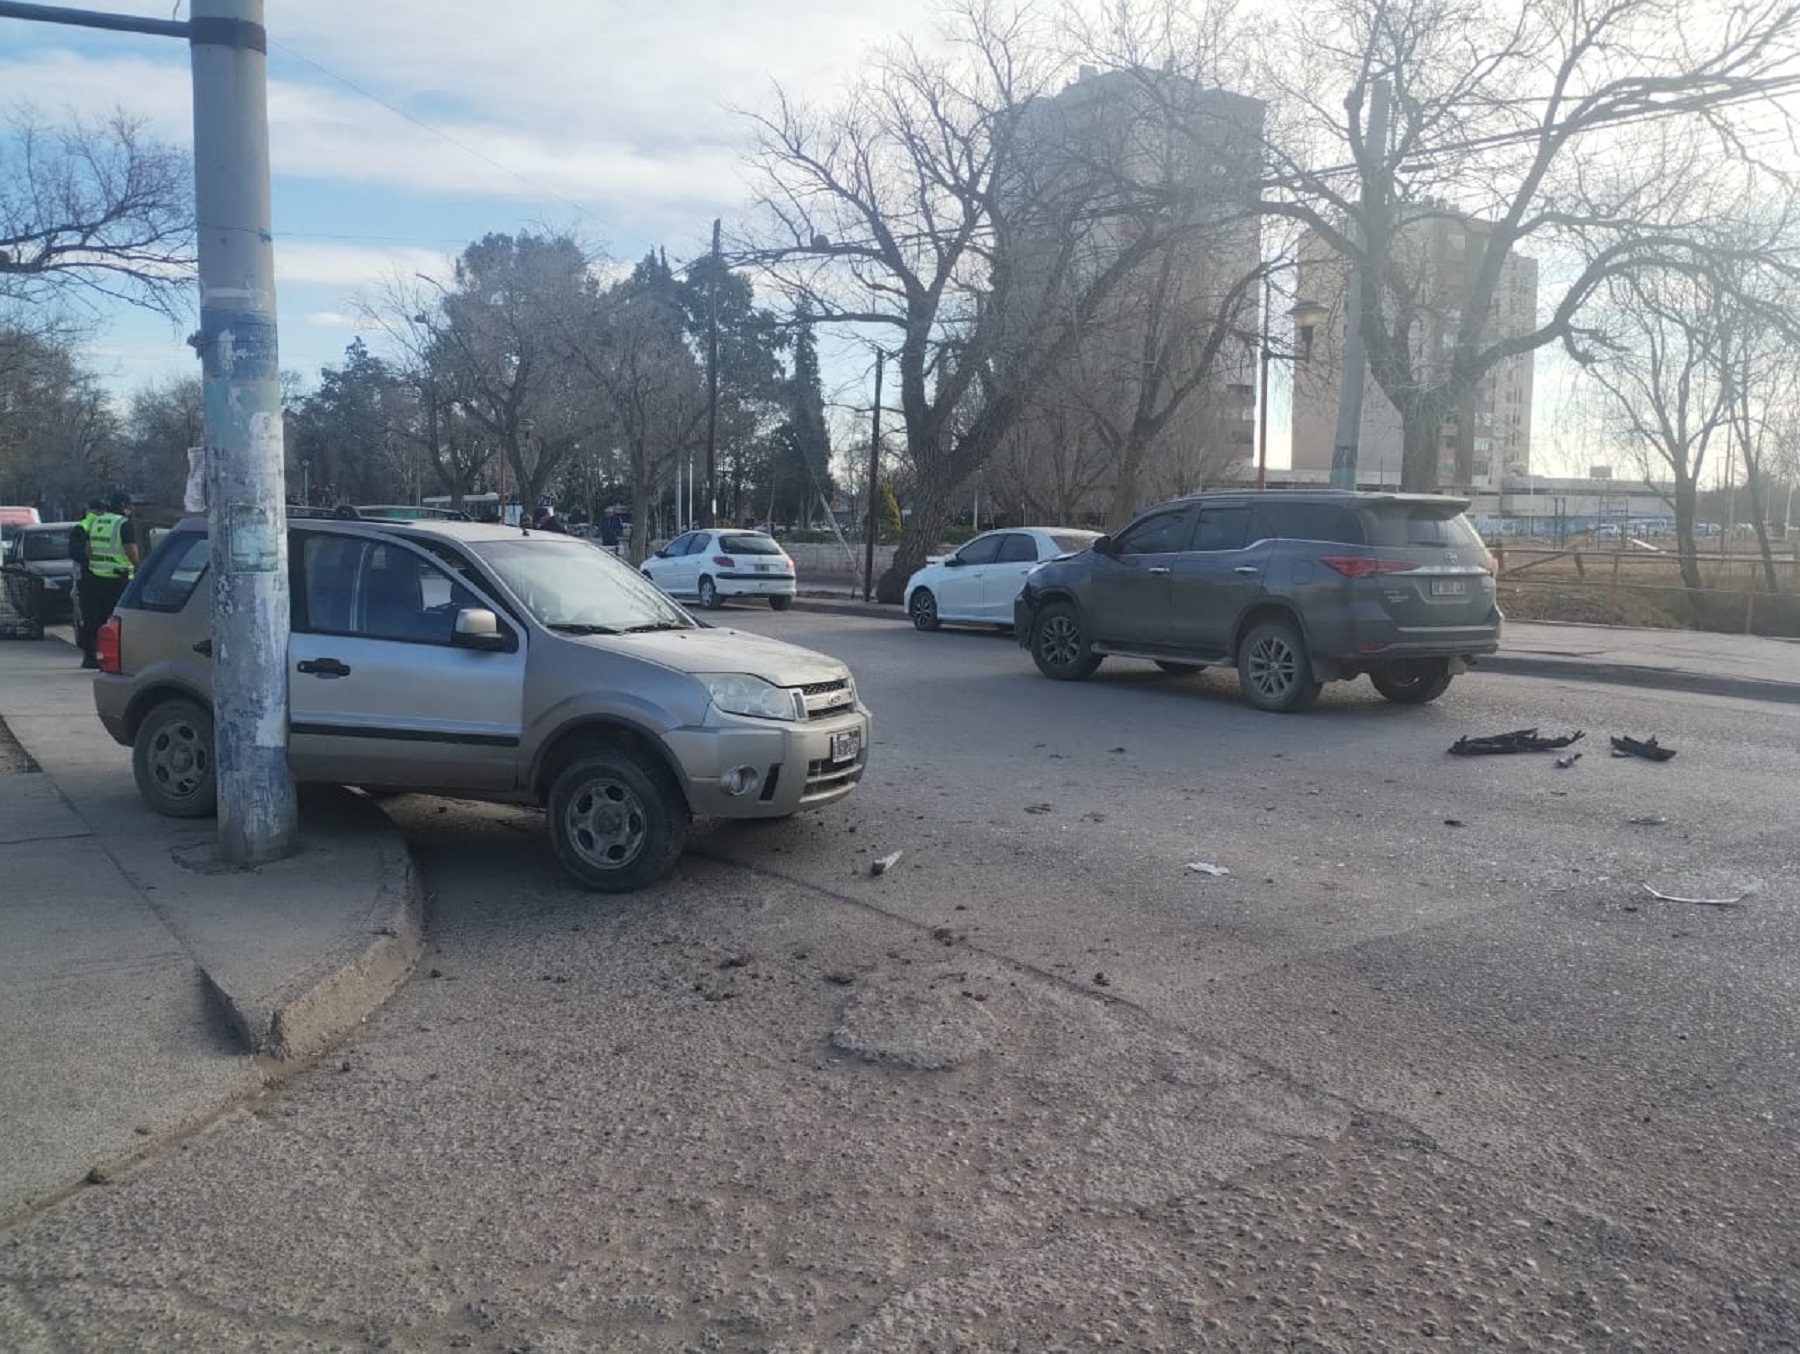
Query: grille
[
  {"left": 803, "top": 756, "right": 863, "bottom": 801},
  {"left": 799, "top": 678, "right": 855, "bottom": 721}
]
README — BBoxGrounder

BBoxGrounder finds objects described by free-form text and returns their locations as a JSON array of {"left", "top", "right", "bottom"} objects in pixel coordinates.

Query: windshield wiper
[
  {"left": 547, "top": 622, "right": 619, "bottom": 635},
  {"left": 618, "top": 621, "right": 689, "bottom": 634}
]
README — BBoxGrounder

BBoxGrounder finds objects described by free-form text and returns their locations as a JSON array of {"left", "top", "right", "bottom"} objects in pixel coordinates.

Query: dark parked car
[
  {"left": 3, "top": 522, "right": 78, "bottom": 623},
  {"left": 1014, "top": 490, "right": 1501, "bottom": 712}
]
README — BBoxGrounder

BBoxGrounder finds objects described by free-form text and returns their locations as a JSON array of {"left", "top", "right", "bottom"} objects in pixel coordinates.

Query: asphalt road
[{"left": 3, "top": 611, "right": 1796, "bottom": 1352}]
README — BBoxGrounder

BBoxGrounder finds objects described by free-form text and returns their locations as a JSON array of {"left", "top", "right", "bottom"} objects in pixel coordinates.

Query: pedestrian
[
  {"left": 69, "top": 497, "right": 107, "bottom": 667},
  {"left": 600, "top": 507, "right": 624, "bottom": 556},
  {"left": 532, "top": 506, "right": 568, "bottom": 534},
  {"left": 77, "top": 491, "right": 140, "bottom": 668}
]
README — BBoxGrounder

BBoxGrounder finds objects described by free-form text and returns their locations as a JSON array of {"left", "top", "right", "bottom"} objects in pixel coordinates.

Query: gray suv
[
  {"left": 1014, "top": 491, "right": 1500, "bottom": 712},
  {"left": 93, "top": 515, "right": 871, "bottom": 890}
]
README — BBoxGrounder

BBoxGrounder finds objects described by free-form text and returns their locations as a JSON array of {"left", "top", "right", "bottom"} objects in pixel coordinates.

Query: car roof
[
  {"left": 170, "top": 514, "right": 579, "bottom": 545},
  {"left": 1165, "top": 489, "right": 1472, "bottom": 510}
]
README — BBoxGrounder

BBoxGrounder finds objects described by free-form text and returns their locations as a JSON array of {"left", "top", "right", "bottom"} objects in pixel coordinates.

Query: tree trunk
[
  {"left": 1399, "top": 408, "right": 1440, "bottom": 493},
  {"left": 876, "top": 487, "right": 953, "bottom": 604},
  {"left": 1672, "top": 475, "right": 1702, "bottom": 594}
]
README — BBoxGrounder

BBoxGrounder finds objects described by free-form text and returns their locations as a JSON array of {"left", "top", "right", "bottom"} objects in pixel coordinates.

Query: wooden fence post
[{"left": 1609, "top": 551, "right": 1622, "bottom": 609}]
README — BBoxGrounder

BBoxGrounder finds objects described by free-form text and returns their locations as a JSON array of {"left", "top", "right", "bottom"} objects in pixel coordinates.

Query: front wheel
[
  {"left": 1030, "top": 602, "right": 1102, "bottom": 681},
  {"left": 1236, "top": 618, "right": 1322, "bottom": 713},
  {"left": 1370, "top": 659, "right": 1453, "bottom": 704},
  {"left": 769, "top": 594, "right": 793, "bottom": 611},
  {"left": 697, "top": 576, "right": 721, "bottom": 610},
  {"left": 909, "top": 589, "right": 940, "bottom": 631},
  {"left": 133, "top": 698, "right": 217, "bottom": 817},
  {"left": 547, "top": 748, "right": 686, "bottom": 892}
]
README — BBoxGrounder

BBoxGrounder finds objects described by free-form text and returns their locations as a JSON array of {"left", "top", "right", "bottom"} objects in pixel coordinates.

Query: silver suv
[
  {"left": 93, "top": 516, "right": 871, "bottom": 890},
  {"left": 1014, "top": 490, "right": 1501, "bottom": 712}
]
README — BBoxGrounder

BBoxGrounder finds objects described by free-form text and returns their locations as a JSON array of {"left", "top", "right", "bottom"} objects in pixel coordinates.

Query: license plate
[
  {"left": 830, "top": 729, "right": 861, "bottom": 764},
  {"left": 1430, "top": 579, "right": 1467, "bottom": 596}
]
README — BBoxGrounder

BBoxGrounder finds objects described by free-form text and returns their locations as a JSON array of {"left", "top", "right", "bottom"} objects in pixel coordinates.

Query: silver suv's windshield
[{"left": 471, "top": 537, "right": 696, "bottom": 634}]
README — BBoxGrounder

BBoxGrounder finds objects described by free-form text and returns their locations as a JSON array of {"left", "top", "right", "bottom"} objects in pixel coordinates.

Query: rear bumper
[{"left": 716, "top": 573, "right": 797, "bottom": 599}]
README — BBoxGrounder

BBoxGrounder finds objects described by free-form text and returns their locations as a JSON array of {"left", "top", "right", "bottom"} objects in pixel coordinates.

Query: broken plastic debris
[
  {"left": 1628, "top": 815, "right": 1668, "bottom": 826},
  {"left": 1186, "top": 862, "right": 1231, "bottom": 877},
  {"left": 1555, "top": 752, "right": 1582, "bottom": 769},
  {"left": 1449, "top": 728, "right": 1584, "bottom": 756},
  {"left": 870, "top": 850, "right": 903, "bottom": 876},
  {"left": 1641, "top": 883, "right": 1749, "bottom": 907},
  {"left": 1611, "top": 735, "right": 1676, "bottom": 761}
]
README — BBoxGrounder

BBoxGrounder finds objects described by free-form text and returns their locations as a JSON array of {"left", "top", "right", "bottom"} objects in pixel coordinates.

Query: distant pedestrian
[
  {"left": 600, "top": 508, "right": 624, "bottom": 555},
  {"left": 532, "top": 506, "right": 568, "bottom": 533},
  {"left": 70, "top": 497, "right": 106, "bottom": 667},
  {"left": 76, "top": 492, "right": 139, "bottom": 668}
]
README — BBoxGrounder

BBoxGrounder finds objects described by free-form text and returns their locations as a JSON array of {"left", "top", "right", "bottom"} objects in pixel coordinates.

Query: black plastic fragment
[
  {"left": 1610, "top": 734, "right": 1676, "bottom": 762},
  {"left": 1448, "top": 728, "right": 1585, "bottom": 757}
]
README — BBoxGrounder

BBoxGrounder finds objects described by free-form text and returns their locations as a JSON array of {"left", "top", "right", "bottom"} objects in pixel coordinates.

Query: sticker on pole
[{"left": 225, "top": 503, "right": 279, "bottom": 573}]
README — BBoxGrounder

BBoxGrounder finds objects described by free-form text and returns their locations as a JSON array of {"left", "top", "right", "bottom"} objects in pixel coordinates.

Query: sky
[{"left": 1, "top": 0, "right": 912, "bottom": 402}]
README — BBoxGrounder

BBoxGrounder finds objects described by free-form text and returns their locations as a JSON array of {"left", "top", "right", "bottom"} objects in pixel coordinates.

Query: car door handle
[
  {"left": 1148, "top": 566, "right": 1172, "bottom": 576},
  {"left": 193, "top": 638, "right": 213, "bottom": 657},
  {"left": 297, "top": 657, "right": 351, "bottom": 678},
  {"left": 1234, "top": 566, "right": 1259, "bottom": 575}
]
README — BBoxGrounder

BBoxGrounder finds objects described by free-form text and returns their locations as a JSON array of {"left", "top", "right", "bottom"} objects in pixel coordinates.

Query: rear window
[
  {"left": 22, "top": 529, "right": 71, "bottom": 561},
  {"left": 131, "top": 530, "right": 211, "bottom": 613},
  {"left": 1360, "top": 504, "right": 1484, "bottom": 550},
  {"left": 718, "top": 533, "right": 783, "bottom": 556},
  {"left": 1254, "top": 502, "right": 1363, "bottom": 544}
]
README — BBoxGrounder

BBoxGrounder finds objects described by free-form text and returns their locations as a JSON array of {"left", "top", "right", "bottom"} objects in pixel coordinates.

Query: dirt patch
[{"left": 0, "top": 715, "right": 38, "bottom": 773}]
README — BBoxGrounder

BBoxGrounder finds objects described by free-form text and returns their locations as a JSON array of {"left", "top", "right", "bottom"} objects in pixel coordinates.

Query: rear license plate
[
  {"left": 1430, "top": 579, "right": 1467, "bottom": 596},
  {"left": 830, "top": 729, "right": 861, "bottom": 764}
]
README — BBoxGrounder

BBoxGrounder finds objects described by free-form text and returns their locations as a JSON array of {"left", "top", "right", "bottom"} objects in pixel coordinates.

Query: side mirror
[
  {"left": 452, "top": 607, "right": 509, "bottom": 651},
  {"left": 653, "top": 548, "right": 670, "bottom": 558},
  {"left": 943, "top": 555, "right": 965, "bottom": 568},
  {"left": 1093, "top": 534, "right": 1115, "bottom": 555}
]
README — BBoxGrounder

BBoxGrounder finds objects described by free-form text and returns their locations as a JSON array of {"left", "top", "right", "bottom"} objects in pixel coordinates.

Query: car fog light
[{"left": 720, "top": 765, "right": 761, "bottom": 797}]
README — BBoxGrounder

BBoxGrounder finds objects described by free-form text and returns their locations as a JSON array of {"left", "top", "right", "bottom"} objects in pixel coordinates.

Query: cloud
[
  {"left": 304, "top": 311, "right": 358, "bottom": 329},
  {"left": 276, "top": 241, "right": 454, "bottom": 289}
]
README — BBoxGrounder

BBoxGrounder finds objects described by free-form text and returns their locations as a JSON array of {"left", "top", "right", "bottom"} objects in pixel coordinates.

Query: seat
[{"left": 364, "top": 561, "right": 432, "bottom": 640}]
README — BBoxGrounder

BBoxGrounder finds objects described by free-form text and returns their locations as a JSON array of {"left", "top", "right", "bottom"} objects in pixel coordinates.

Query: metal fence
[{"left": 0, "top": 566, "right": 45, "bottom": 640}]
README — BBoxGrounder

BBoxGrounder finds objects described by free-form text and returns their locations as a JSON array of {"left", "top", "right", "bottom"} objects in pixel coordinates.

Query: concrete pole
[
  {"left": 862, "top": 351, "right": 883, "bottom": 604},
  {"left": 1330, "top": 77, "right": 1390, "bottom": 492},
  {"left": 190, "top": 0, "right": 297, "bottom": 864}
]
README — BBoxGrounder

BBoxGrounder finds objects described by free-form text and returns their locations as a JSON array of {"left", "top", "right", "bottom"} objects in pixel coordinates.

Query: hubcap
[
  {"left": 563, "top": 775, "right": 648, "bottom": 870},
  {"left": 150, "top": 720, "right": 209, "bottom": 799},
  {"left": 1247, "top": 635, "right": 1297, "bottom": 698},
  {"left": 912, "top": 594, "right": 935, "bottom": 627},
  {"left": 1040, "top": 614, "right": 1081, "bottom": 667}
]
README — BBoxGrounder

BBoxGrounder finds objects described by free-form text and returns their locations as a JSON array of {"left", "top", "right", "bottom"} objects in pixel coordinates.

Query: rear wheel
[
  {"left": 909, "top": 589, "right": 940, "bottom": 631},
  {"left": 133, "top": 698, "right": 217, "bottom": 818},
  {"left": 1237, "top": 618, "right": 1321, "bottom": 713},
  {"left": 547, "top": 747, "right": 686, "bottom": 892},
  {"left": 1370, "top": 659, "right": 1454, "bottom": 704},
  {"left": 697, "top": 576, "right": 721, "bottom": 610},
  {"left": 1030, "top": 602, "right": 1102, "bottom": 681},
  {"left": 769, "top": 594, "right": 793, "bottom": 611}
]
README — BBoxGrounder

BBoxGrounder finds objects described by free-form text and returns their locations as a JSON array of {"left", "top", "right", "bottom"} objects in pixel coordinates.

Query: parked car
[
  {"left": 1014, "top": 490, "right": 1500, "bottom": 712},
  {"left": 905, "top": 527, "right": 1103, "bottom": 631},
  {"left": 4, "top": 522, "right": 78, "bottom": 622},
  {"left": 639, "top": 528, "right": 797, "bottom": 610},
  {"left": 93, "top": 516, "right": 870, "bottom": 891}
]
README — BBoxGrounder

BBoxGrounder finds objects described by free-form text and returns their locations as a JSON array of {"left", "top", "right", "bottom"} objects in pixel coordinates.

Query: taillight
[
  {"left": 712, "top": 555, "right": 736, "bottom": 568},
  {"left": 96, "top": 616, "right": 122, "bottom": 674},
  {"left": 1321, "top": 555, "right": 1417, "bottom": 579}
]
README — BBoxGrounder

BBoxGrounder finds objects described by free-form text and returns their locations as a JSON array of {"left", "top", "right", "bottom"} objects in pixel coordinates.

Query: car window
[
  {"left": 1050, "top": 532, "right": 1100, "bottom": 554},
  {"left": 1254, "top": 501, "right": 1362, "bottom": 544},
  {"left": 22, "top": 529, "right": 72, "bottom": 562},
  {"left": 356, "top": 543, "right": 484, "bottom": 644},
  {"left": 663, "top": 533, "right": 694, "bottom": 557},
  {"left": 474, "top": 537, "right": 696, "bottom": 633},
  {"left": 131, "top": 530, "right": 210, "bottom": 613},
  {"left": 719, "top": 533, "right": 783, "bottom": 556},
  {"left": 1114, "top": 507, "right": 1194, "bottom": 555},
  {"left": 996, "top": 533, "right": 1039, "bottom": 563},
  {"left": 1194, "top": 507, "right": 1251, "bottom": 552},
  {"left": 955, "top": 535, "right": 1003, "bottom": 566},
  {"left": 1360, "top": 504, "right": 1484, "bottom": 550}
]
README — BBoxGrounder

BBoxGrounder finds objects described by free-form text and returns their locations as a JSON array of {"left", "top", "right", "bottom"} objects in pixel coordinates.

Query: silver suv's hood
[{"left": 591, "top": 625, "right": 852, "bottom": 687}]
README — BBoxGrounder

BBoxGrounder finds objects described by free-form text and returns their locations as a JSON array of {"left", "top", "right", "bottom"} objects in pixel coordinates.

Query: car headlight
[{"left": 700, "top": 673, "right": 803, "bottom": 722}]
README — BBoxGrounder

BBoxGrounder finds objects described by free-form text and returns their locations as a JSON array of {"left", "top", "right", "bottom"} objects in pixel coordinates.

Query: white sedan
[
  {"left": 640, "top": 529, "right": 797, "bottom": 610},
  {"left": 905, "top": 526, "right": 1101, "bottom": 631}
]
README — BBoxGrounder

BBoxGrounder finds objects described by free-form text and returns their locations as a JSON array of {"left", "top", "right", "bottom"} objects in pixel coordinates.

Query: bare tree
[
  {"left": 0, "top": 106, "right": 194, "bottom": 322},
  {"left": 1257, "top": 0, "right": 1800, "bottom": 490}
]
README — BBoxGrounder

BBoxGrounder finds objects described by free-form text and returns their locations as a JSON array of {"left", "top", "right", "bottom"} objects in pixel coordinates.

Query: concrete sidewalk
[
  {"left": 792, "top": 591, "right": 1800, "bottom": 705},
  {"left": 0, "top": 636, "right": 422, "bottom": 1226}
]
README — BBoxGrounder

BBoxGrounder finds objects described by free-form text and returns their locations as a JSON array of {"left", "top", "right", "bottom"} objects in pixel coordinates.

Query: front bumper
[{"left": 665, "top": 704, "right": 871, "bottom": 818}]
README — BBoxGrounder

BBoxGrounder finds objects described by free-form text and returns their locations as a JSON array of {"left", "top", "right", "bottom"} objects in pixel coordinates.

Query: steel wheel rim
[
  {"left": 563, "top": 775, "right": 649, "bottom": 871},
  {"left": 1247, "top": 634, "right": 1298, "bottom": 699},
  {"left": 699, "top": 579, "right": 717, "bottom": 608},
  {"left": 1040, "top": 614, "right": 1081, "bottom": 667},
  {"left": 911, "top": 593, "right": 936, "bottom": 628},
  {"left": 149, "top": 719, "right": 209, "bottom": 800}
]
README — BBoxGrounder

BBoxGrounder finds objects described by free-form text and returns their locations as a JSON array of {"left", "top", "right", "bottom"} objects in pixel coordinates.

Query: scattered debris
[
  {"left": 1092, "top": 972, "right": 1111, "bottom": 987},
  {"left": 1555, "top": 751, "right": 1583, "bottom": 769},
  {"left": 1186, "top": 861, "right": 1231, "bottom": 877},
  {"left": 1023, "top": 802, "right": 1054, "bottom": 814},
  {"left": 1449, "top": 728, "right": 1584, "bottom": 756},
  {"left": 1443, "top": 818, "right": 1465, "bottom": 827},
  {"left": 870, "top": 850, "right": 903, "bottom": 876},
  {"left": 1628, "top": 815, "right": 1669, "bottom": 826},
  {"left": 1641, "top": 883, "right": 1750, "bottom": 908},
  {"left": 1612, "top": 735, "right": 1677, "bottom": 762}
]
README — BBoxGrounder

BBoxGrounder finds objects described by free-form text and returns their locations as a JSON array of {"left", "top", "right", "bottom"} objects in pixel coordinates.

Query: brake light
[
  {"left": 96, "top": 616, "right": 122, "bottom": 674},
  {"left": 1321, "top": 555, "right": 1416, "bottom": 578},
  {"left": 712, "top": 555, "right": 736, "bottom": 568}
]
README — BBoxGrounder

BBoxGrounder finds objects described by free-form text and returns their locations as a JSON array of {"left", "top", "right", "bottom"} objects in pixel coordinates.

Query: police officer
[
  {"left": 70, "top": 497, "right": 108, "bottom": 668},
  {"left": 77, "top": 492, "right": 139, "bottom": 669}
]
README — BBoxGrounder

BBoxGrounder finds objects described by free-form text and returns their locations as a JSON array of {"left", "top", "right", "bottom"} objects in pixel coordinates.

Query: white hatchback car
[
  {"left": 640, "top": 529, "right": 797, "bottom": 610},
  {"left": 905, "top": 526, "right": 1101, "bottom": 631}
]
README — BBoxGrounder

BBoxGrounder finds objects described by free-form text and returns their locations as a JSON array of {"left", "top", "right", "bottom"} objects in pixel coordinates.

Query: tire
[
  {"left": 1030, "top": 602, "right": 1102, "bottom": 681},
  {"left": 769, "top": 594, "right": 793, "bottom": 611},
  {"left": 1236, "top": 618, "right": 1322, "bottom": 713},
  {"left": 909, "top": 589, "right": 940, "bottom": 631},
  {"left": 1154, "top": 661, "right": 1202, "bottom": 676},
  {"left": 547, "top": 747, "right": 687, "bottom": 892},
  {"left": 133, "top": 698, "right": 217, "bottom": 818},
  {"left": 1370, "top": 659, "right": 1454, "bottom": 705},
  {"left": 697, "top": 576, "right": 721, "bottom": 610}
]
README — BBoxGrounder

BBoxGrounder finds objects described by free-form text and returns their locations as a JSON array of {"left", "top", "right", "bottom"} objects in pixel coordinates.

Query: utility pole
[
  {"left": 1330, "top": 76, "right": 1390, "bottom": 492},
  {"left": 862, "top": 351, "right": 883, "bottom": 604},
  {"left": 1255, "top": 273, "right": 1273, "bottom": 489},
  {"left": 703, "top": 218, "right": 721, "bottom": 529}
]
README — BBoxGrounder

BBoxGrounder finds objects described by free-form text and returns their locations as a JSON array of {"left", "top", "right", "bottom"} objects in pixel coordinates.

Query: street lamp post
[{"left": 1255, "top": 282, "right": 1326, "bottom": 489}]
